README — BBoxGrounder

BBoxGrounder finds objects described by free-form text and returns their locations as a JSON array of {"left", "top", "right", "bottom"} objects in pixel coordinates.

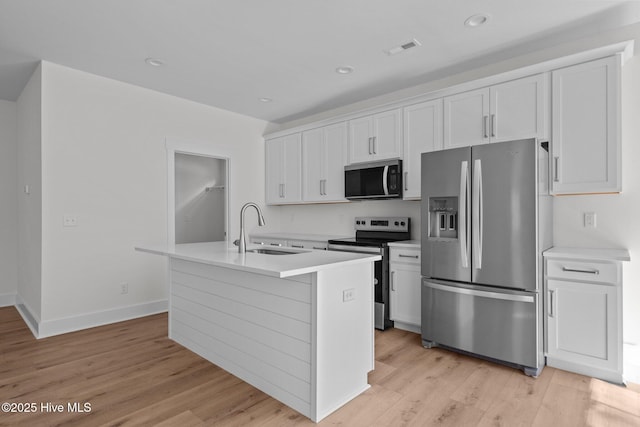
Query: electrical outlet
[
  {"left": 120, "top": 283, "right": 129, "bottom": 294},
  {"left": 63, "top": 214, "right": 78, "bottom": 227},
  {"left": 343, "top": 288, "right": 355, "bottom": 302},
  {"left": 584, "top": 212, "right": 597, "bottom": 228}
]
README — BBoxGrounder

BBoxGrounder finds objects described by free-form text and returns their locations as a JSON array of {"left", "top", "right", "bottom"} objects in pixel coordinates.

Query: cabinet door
[
  {"left": 348, "top": 116, "right": 373, "bottom": 164},
  {"left": 389, "top": 264, "right": 421, "bottom": 328},
  {"left": 551, "top": 55, "right": 621, "bottom": 194},
  {"left": 302, "top": 128, "right": 324, "bottom": 201},
  {"left": 322, "top": 122, "right": 348, "bottom": 201},
  {"left": 302, "top": 123, "right": 347, "bottom": 202},
  {"left": 547, "top": 279, "right": 619, "bottom": 372},
  {"left": 403, "top": 99, "right": 443, "bottom": 199},
  {"left": 265, "top": 134, "right": 302, "bottom": 204},
  {"left": 444, "top": 87, "right": 490, "bottom": 148},
  {"left": 349, "top": 109, "right": 402, "bottom": 163},
  {"left": 490, "top": 74, "right": 547, "bottom": 143},
  {"left": 371, "top": 109, "right": 402, "bottom": 160},
  {"left": 281, "top": 134, "right": 302, "bottom": 203},
  {"left": 265, "top": 138, "right": 284, "bottom": 204}
]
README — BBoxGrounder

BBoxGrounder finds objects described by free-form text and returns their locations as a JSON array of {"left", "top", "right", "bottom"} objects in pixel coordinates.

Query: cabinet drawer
[
  {"left": 250, "top": 238, "right": 287, "bottom": 247},
  {"left": 546, "top": 259, "right": 619, "bottom": 284},
  {"left": 288, "top": 240, "right": 328, "bottom": 250},
  {"left": 390, "top": 248, "right": 421, "bottom": 264}
]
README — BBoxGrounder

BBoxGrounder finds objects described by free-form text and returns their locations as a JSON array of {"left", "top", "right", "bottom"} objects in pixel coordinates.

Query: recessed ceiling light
[
  {"left": 464, "top": 13, "right": 490, "bottom": 28},
  {"left": 145, "top": 57, "right": 164, "bottom": 67},
  {"left": 335, "top": 66, "right": 354, "bottom": 75},
  {"left": 259, "top": 97, "right": 273, "bottom": 103}
]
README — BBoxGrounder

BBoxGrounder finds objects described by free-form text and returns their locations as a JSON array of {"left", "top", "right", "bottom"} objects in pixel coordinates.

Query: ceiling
[{"left": 1, "top": 0, "right": 640, "bottom": 124}]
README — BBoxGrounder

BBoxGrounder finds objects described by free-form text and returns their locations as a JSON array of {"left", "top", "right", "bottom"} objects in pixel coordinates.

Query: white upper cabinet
[
  {"left": 491, "top": 74, "right": 547, "bottom": 143},
  {"left": 348, "top": 109, "right": 402, "bottom": 164},
  {"left": 265, "top": 134, "right": 302, "bottom": 205},
  {"left": 302, "top": 122, "right": 348, "bottom": 202},
  {"left": 443, "top": 87, "right": 489, "bottom": 148},
  {"left": 443, "top": 74, "right": 547, "bottom": 148},
  {"left": 402, "top": 99, "right": 444, "bottom": 199},
  {"left": 550, "top": 55, "right": 621, "bottom": 194}
]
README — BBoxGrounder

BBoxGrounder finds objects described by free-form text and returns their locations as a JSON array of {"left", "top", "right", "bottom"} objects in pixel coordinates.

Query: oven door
[{"left": 328, "top": 243, "right": 388, "bottom": 330}]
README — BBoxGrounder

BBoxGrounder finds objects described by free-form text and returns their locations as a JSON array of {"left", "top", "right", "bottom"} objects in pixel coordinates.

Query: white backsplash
[{"left": 261, "top": 199, "right": 422, "bottom": 240}]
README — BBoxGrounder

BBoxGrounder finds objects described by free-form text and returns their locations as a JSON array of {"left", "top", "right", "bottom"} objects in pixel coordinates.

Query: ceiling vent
[{"left": 385, "top": 39, "right": 421, "bottom": 56}]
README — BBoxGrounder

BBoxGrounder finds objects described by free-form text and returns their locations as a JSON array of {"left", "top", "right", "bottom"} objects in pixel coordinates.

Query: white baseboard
[
  {"left": 37, "top": 300, "right": 168, "bottom": 338},
  {"left": 15, "top": 295, "right": 40, "bottom": 338},
  {"left": 0, "top": 293, "right": 16, "bottom": 307}
]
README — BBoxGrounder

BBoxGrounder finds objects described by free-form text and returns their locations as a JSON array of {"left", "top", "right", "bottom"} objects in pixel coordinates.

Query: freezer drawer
[{"left": 422, "top": 279, "right": 538, "bottom": 369}]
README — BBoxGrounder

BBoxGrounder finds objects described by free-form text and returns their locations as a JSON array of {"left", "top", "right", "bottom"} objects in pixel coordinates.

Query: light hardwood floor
[{"left": 1, "top": 306, "right": 639, "bottom": 426}]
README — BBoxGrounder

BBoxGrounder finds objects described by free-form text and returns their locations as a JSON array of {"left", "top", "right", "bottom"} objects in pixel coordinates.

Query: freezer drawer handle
[
  {"left": 425, "top": 281, "right": 535, "bottom": 303},
  {"left": 562, "top": 266, "right": 600, "bottom": 275}
]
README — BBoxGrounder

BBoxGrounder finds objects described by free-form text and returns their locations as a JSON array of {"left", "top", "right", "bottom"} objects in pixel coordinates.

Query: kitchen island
[{"left": 136, "top": 241, "right": 380, "bottom": 423}]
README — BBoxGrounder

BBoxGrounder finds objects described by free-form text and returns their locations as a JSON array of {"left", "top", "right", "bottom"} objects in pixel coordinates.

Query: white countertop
[
  {"left": 136, "top": 241, "right": 381, "bottom": 278},
  {"left": 250, "top": 232, "right": 351, "bottom": 241},
  {"left": 544, "top": 246, "right": 630, "bottom": 262},
  {"left": 388, "top": 240, "right": 421, "bottom": 248}
]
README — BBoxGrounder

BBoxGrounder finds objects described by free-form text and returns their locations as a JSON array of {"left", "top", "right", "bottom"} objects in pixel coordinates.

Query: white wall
[
  {"left": 0, "top": 100, "right": 18, "bottom": 305},
  {"left": 16, "top": 64, "right": 43, "bottom": 322},
  {"left": 36, "top": 61, "right": 267, "bottom": 330}
]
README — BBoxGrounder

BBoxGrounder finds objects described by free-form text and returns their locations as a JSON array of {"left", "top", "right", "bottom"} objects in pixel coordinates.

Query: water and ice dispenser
[{"left": 428, "top": 197, "right": 458, "bottom": 239}]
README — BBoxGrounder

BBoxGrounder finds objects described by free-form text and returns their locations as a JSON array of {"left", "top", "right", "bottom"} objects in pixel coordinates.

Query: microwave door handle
[
  {"left": 459, "top": 161, "right": 469, "bottom": 268},
  {"left": 382, "top": 165, "right": 389, "bottom": 195}
]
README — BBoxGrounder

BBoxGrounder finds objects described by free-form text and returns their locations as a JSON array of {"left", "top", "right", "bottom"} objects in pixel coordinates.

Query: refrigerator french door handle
[
  {"left": 473, "top": 159, "right": 483, "bottom": 269},
  {"left": 425, "top": 281, "right": 535, "bottom": 303},
  {"left": 382, "top": 165, "right": 389, "bottom": 195},
  {"left": 459, "top": 161, "right": 469, "bottom": 268}
]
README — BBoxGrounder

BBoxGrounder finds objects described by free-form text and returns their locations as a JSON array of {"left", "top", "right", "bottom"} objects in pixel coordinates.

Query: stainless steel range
[{"left": 328, "top": 216, "right": 411, "bottom": 330}]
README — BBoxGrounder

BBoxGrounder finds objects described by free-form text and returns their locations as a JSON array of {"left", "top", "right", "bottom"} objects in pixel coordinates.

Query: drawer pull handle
[
  {"left": 291, "top": 245, "right": 304, "bottom": 248},
  {"left": 562, "top": 267, "right": 599, "bottom": 275},
  {"left": 398, "top": 254, "right": 419, "bottom": 259},
  {"left": 312, "top": 246, "right": 326, "bottom": 250}
]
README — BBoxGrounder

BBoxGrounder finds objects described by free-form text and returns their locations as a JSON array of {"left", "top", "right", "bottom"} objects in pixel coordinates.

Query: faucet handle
[{"left": 233, "top": 239, "right": 240, "bottom": 247}]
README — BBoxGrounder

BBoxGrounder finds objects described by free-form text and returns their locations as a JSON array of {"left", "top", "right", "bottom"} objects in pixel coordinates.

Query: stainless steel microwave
[{"left": 344, "top": 159, "right": 403, "bottom": 200}]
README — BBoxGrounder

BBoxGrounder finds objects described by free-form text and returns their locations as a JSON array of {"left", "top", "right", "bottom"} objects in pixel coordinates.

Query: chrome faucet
[{"left": 235, "top": 202, "right": 266, "bottom": 253}]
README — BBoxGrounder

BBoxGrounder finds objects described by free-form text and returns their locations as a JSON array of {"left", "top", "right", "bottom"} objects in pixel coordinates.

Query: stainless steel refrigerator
[{"left": 421, "top": 138, "right": 552, "bottom": 376}]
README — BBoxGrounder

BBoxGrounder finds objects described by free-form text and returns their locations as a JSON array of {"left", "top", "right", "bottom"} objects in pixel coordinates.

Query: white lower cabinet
[
  {"left": 389, "top": 245, "right": 421, "bottom": 333},
  {"left": 544, "top": 248, "right": 629, "bottom": 384}
]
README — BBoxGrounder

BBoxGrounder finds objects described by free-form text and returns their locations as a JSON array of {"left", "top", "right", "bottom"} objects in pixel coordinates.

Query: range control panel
[{"left": 354, "top": 216, "right": 410, "bottom": 232}]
